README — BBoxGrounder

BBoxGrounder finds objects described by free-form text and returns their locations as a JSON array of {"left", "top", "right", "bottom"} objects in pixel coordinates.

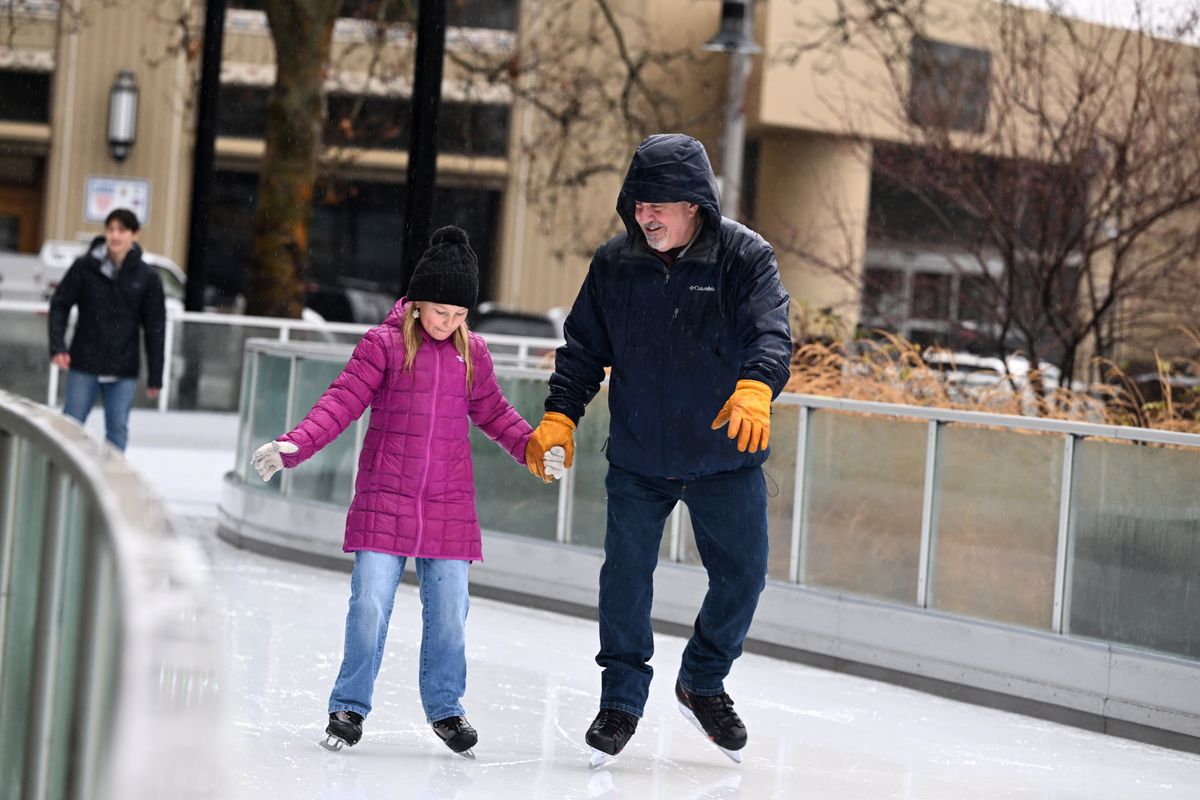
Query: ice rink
[{"left": 119, "top": 412, "right": 1200, "bottom": 799}]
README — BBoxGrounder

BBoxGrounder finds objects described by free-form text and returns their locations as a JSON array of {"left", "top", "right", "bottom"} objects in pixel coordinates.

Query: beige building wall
[
  {"left": 755, "top": 131, "right": 872, "bottom": 328},
  {"left": 4, "top": 0, "right": 1198, "bottom": 371},
  {"left": 41, "top": 0, "right": 196, "bottom": 264}
]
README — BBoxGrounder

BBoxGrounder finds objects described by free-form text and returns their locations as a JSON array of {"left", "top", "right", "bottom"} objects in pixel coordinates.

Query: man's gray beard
[{"left": 643, "top": 231, "right": 669, "bottom": 251}]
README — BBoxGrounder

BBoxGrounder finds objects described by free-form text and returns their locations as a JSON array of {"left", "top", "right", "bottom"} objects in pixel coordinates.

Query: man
[
  {"left": 49, "top": 208, "right": 166, "bottom": 451},
  {"left": 526, "top": 134, "right": 792, "bottom": 765}
]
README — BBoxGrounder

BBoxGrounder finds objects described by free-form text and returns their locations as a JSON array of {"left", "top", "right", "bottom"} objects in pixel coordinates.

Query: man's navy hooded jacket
[{"left": 547, "top": 134, "right": 793, "bottom": 480}]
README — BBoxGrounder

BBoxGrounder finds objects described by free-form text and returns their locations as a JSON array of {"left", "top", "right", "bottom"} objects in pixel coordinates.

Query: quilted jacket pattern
[{"left": 278, "top": 299, "right": 532, "bottom": 560}]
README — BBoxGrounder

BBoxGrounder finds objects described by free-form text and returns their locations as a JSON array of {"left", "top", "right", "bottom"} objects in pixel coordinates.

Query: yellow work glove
[
  {"left": 526, "top": 411, "right": 576, "bottom": 483},
  {"left": 710, "top": 379, "right": 773, "bottom": 454}
]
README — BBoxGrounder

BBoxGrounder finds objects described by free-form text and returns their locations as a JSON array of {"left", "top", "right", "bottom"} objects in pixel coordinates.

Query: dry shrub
[{"left": 784, "top": 331, "right": 1200, "bottom": 433}]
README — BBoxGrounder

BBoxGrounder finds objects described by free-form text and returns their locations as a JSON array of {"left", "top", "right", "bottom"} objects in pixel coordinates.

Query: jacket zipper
[{"left": 413, "top": 340, "right": 441, "bottom": 553}]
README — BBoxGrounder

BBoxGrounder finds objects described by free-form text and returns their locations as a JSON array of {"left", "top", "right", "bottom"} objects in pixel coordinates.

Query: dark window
[
  {"left": 206, "top": 170, "right": 502, "bottom": 310},
  {"left": 326, "top": 94, "right": 411, "bottom": 150},
  {"left": 911, "top": 272, "right": 952, "bottom": 320},
  {"left": 447, "top": 0, "right": 518, "bottom": 30},
  {"left": 218, "top": 86, "right": 509, "bottom": 157},
  {"left": 215, "top": 85, "right": 269, "bottom": 139},
  {"left": 0, "top": 70, "right": 51, "bottom": 123},
  {"left": 0, "top": 217, "right": 19, "bottom": 250},
  {"left": 438, "top": 101, "right": 510, "bottom": 156},
  {"left": 861, "top": 267, "right": 906, "bottom": 323},
  {"left": 957, "top": 274, "right": 992, "bottom": 322},
  {"left": 908, "top": 36, "right": 990, "bottom": 133},
  {"left": 228, "top": 0, "right": 516, "bottom": 29}
]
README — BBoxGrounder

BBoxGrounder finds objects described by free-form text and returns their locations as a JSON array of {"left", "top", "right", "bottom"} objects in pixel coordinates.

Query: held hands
[
  {"left": 251, "top": 440, "right": 299, "bottom": 481},
  {"left": 711, "top": 379, "right": 773, "bottom": 453},
  {"left": 544, "top": 446, "right": 567, "bottom": 481},
  {"left": 526, "top": 412, "right": 575, "bottom": 483}
]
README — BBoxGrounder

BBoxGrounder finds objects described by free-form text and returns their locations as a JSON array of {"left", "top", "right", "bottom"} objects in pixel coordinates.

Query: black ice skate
[
  {"left": 584, "top": 708, "right": 638, "bottom": 769},
  {"left": 674, "top": 680, "right": 746, "bottom": 764},
  {"left": 320, "top": 710, "right": 364, "bottom": 752},
  {"left": 432, "top": 716, "right": 478, "bottom": 760}
]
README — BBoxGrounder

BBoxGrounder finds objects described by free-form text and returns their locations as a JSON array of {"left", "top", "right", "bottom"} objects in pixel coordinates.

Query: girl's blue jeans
[
  {"left": 596, "top": 463, "right": 769, "bottom": 718},
  {"left": 328, "top": 551, "right": 470, "bottom": 723}
]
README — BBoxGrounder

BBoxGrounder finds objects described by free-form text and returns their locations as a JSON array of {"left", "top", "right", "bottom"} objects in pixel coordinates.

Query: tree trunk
[{"left": 244, "top": 0, "right": 341, "bottom": 317}]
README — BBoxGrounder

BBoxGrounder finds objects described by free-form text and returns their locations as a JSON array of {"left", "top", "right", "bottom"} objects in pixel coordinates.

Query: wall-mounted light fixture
[{"left": 107, "top": 68, "right": 139, "bottom": 162}]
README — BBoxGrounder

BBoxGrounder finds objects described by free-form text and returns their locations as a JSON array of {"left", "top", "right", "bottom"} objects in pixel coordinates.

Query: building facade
[{"left": 2, "top": 0, "right": 1197, "bottom": 371}]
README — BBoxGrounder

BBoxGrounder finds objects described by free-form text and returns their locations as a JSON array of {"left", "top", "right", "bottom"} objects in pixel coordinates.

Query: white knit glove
[
  {"left": 251, "top": 440, "right": 299, "bottom": 481},
  {"left": 544, "top": 445, "right": 567, "bottom": 481}
]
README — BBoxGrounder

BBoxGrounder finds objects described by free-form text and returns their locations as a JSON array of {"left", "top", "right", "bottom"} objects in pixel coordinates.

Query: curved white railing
[{"left": 0, "top": 390, "right": 223, "bottom": 799}]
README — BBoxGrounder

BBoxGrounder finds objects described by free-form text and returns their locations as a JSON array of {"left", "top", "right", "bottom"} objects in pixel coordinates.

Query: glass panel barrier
[
  {"left": 288, "top": 359, "right": 356, "bottom": 507},
  {"left": 567, "top": 387, "right": 611, "bottom": 549},
  {"left": 246, "top": 354, "right": 291, "bottom": 496},
  {"left": 676, "top": 404, "right": 799, "bottom": 580},
  {"left": 1069, "top": 440, "right": 1200, "bottom": 659},
  {"left": 46, "top": 484, "right": 87, "bottom": 800},
  {"left": 0, "top": 445, "right": 49, "bottom": 794},
  {"left": 931, "top": 425, "right": 1062, "bottom": 629},
  {"left": 803, "top": 410, "right": 926, "bottom": 604},
  {"left": 0, "top": 309, "right": 53, "bottom": 403},
  {"left": 471, "top": 375, "right": 558, "bottom": 540},
  {"left": 170, "top": 321, "right": 282, "bottom": 412}
]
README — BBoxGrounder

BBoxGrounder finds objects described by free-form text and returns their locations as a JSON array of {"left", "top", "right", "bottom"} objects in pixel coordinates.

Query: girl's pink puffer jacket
[{"left": 277, "top": 298, "right": 532, "bottom": 561}]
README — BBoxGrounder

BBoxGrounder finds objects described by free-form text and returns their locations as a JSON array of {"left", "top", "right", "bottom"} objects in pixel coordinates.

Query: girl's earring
[{"left": 412, "top": 307, "right": 420, "bottom": 319}]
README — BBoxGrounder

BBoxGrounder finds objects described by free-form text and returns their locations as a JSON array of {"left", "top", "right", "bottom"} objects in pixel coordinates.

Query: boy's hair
[{"left": 104, "top": 208, "right": 141, "bottom": 232}]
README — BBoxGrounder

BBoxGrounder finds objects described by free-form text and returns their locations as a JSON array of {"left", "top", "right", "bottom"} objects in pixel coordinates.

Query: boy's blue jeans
[
  {"left": 597, "top": 463, "right": 769, "bottom": 718},
  {"left": 329, "top": 551, "right": 470, "bottom": 723},
  {"left": 62, "top": 371, "right": 138, "bottom": 451}
]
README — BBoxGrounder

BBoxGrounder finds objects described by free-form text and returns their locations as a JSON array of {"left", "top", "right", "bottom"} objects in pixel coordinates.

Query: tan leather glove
[
  {"left": 710, "top": 379, "right": 773, "bottom": 454},
  {"left": 526, "top": 412, "right": 575, "bottom": 483}
]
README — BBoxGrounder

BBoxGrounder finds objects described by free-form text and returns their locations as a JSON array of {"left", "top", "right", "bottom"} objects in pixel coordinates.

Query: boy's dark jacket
[
  {"left": 48, "top": 237, "right": 167, "bottom": 388},
  {"left": 547, "top": 134, "right": 793, "bottom": 479}
]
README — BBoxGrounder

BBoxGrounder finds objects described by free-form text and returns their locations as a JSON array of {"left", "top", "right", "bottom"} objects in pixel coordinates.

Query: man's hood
[{"left": 616, "top": 134, "right": 722, "bottom": 244}]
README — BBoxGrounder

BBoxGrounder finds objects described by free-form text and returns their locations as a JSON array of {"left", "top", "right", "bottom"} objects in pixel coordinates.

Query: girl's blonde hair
[{"left": 402, "top": 302, "right": 474, "bottom": 389}]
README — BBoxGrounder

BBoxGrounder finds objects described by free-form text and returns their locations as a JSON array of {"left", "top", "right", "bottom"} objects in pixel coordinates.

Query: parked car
[
  {"left": 470, "top": 301, "right": 565, "bottom": 340},
  {"left": 923, "top": 348, "right": 1062, "bottom": 402},
  {"left": 2, "top": 240, "right": 332, "bottom": 324},
  {"left": 0, "top": 239, "right": 188, "bottom": 313}
]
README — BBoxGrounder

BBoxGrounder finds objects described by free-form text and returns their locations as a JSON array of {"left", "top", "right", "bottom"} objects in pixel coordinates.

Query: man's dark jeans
[{"left": 596, "top": 463, "right": 768, "bottom": 718}]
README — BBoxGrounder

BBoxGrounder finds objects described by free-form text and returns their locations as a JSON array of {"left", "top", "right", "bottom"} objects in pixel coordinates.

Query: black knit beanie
[{"left": 406, "top": 225, "right": 480, "bottom": 309}]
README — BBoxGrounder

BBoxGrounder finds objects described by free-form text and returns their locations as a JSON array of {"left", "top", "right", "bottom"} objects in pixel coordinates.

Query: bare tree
[
  {"left": 780, "top": 0, "right": 1200, "bottom": 391},
  {"left": 236, "top": 0, "right": 714, "bottom": 314},
  {"left": 242, "top": 0, "right": 344, "bottom": 317}
]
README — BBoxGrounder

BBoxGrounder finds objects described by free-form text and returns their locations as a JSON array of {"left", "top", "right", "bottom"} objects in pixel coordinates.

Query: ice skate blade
[
  {"left": 453, "top": 748, "right": 476, "bottom": 760},
  {"left": 676, "top": 700, "right": 744, "bottom": 765},
  {"left": 319, "top": 735, "right": 345, "bottom": 752},
  {"left": 588, "top": 748, "right": 617, "bottom": 769}
]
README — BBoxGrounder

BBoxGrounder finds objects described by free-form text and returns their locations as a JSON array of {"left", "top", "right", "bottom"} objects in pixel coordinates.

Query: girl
[{"left": 251, "top": 226, "right": 535, "bottom": 759}]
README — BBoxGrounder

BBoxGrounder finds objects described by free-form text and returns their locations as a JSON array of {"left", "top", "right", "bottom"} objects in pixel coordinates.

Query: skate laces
[
  {"left": 694, "top": 692, "right": 740, "bottom": 729},
  {"left": 595, "top": 709, "right": 637, "bottom": 739}
]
